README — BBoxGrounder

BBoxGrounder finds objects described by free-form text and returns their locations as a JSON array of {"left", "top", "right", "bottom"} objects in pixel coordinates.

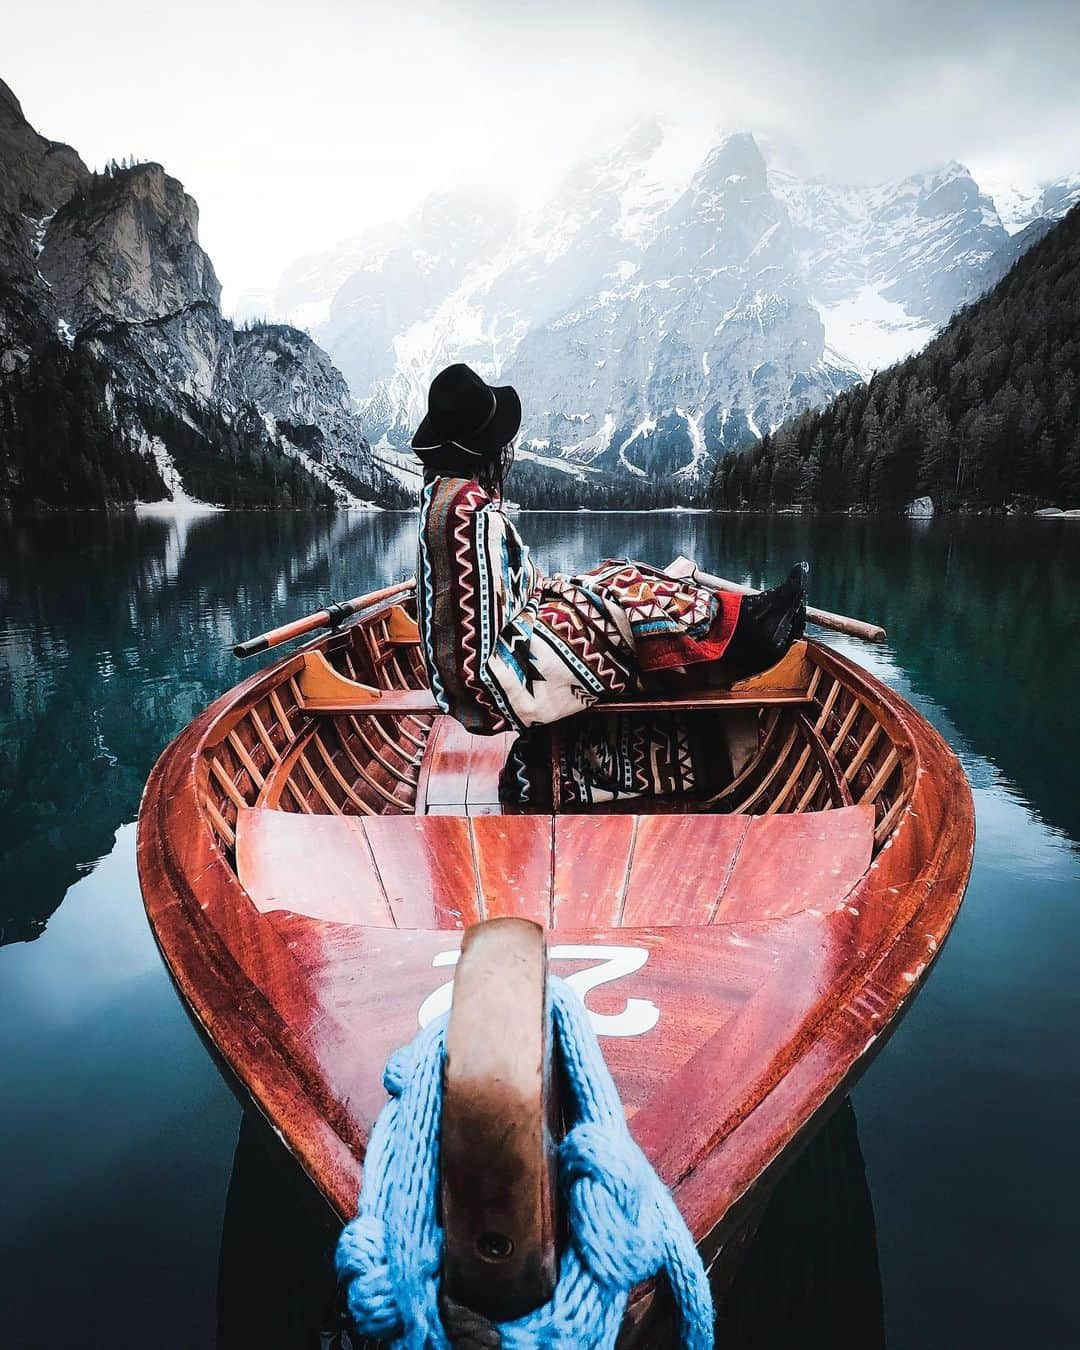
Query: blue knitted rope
[{"left": 336, "top": 977, "right": 714, "bottom": 1349}]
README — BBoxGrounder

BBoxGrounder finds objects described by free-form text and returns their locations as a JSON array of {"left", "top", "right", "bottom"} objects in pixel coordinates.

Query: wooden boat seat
[
  {"left": 289, "top": 640, "right": 821, "bottom": 821},
  {"left": 234, "top": 803, "right": 875, "bottom": 929},
  {"left": 293, "top": 648, "right": 815, "bottom": 717},
  {"left": 414, "top": 719, "right": 517, "bottom": 816}
]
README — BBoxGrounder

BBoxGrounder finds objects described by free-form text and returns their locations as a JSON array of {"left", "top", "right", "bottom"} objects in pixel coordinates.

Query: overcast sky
[{"left": 6, "top": 0, "right": 1079, "bottom": 307}]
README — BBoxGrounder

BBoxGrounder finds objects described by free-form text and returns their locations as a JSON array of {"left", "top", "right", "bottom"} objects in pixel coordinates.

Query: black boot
[{"left": 720, "top": 562, "right": 808, "bottom": 681}]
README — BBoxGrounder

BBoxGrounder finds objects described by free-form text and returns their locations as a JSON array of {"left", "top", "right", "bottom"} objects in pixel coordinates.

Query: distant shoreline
[{"left": 3, "top": 503, "right": 1079, "bottom": 519}]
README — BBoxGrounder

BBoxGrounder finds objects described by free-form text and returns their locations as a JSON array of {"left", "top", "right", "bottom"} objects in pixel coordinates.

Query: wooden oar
[
  {"left": 667, "top": 556, "right": 886, "bottom": 643},
  {"left": 233, "top": 578, "right": 416, "bottom": 658}
]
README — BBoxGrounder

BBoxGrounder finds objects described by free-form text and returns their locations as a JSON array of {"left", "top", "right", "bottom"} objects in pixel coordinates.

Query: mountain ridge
[
  {"left": 0, "top": 83, "right": 407, "bottom": 509},
  {"left": 247, "top": 123, "right": 1077, "bottom": 497}
]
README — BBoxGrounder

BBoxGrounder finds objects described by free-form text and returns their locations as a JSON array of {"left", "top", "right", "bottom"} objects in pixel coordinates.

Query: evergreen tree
[{"left": 711, "top": 204, "right": 1080, "bottom": 512}]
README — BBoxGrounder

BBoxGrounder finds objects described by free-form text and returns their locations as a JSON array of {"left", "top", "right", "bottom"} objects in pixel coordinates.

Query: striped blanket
[{"left": 416, "top": 475, "right": 742, "bottom": 805}]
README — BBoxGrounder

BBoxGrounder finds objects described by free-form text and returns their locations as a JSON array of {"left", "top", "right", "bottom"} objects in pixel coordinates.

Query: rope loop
[
  {"left": 383, "top": 1042, "right": 413, "bottom": 1097},
  {"left": 561, "top": 1123, "right": 663, "bottom": 1290},
  {"left": 336, "top": 976, "right": 714, "bottom": 1349},
  {"left": 337, "top": 1215, "right": 401, "bottom": 1340}
]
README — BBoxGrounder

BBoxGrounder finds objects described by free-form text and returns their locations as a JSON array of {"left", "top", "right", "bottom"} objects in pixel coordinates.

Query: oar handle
[
  {"left": 803, "top": 603, "right": 886, "bottom": 644},
  {"left": 233, "top": 578, "right": 416, "bottom": 658},
  {"left": 668, "top": 558, "right": 886, "bottom": 643}
]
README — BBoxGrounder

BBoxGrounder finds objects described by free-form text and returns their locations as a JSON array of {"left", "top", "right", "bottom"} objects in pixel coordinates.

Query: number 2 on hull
[{"left": 417, "top": 944, "right": 661, "bottom": 1038}]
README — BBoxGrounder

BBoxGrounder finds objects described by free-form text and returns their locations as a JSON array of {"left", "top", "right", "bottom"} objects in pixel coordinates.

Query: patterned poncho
[{"left": 416, "top": 475, "right": 743, "bottom": 806}]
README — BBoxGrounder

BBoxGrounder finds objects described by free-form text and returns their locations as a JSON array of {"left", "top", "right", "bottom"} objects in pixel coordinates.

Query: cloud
[{"left": 5, "top": 0, "right": 1079, "bottom": 301}]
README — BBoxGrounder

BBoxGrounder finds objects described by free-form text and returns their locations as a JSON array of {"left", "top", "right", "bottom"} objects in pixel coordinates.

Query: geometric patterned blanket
[{"left": 416, "top": 474, "right": 743, "bottom": 804}]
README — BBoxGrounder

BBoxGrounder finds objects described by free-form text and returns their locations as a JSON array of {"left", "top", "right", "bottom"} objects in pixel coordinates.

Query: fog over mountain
[
  {"left": 7, "top": 0, "right": 1078, "bottom": 305},
  {"left": 244, "top": 122, "right": 1079, "bottom": 490}
]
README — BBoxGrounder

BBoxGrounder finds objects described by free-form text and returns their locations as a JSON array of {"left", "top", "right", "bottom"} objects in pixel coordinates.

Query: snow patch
[
  {"left": 372, "top": 440, "right": 425, "bottom": 493},
  {"left": 673, "top": 406, "right": 710, "bottom": 479},
  {"left": 818, "top": 286, "right": 938, "bottom": 377},
  {"left": 562, "top": 412, "right": 616, "bottom": 464},
  {"left": 617, "top": 418, "right": 655, "bottom": 478},
  {"left": 136, "top": 433, "right": 220, "bottom": 513}
]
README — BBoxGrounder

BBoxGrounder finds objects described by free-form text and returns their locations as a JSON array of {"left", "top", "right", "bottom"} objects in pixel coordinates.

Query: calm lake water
[{"left": 1, "top": 508, "right": 1077, "bottom": 1348}]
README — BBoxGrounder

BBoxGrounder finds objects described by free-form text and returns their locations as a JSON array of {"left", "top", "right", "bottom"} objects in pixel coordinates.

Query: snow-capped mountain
[
  {"left": 246, "top": 122, "right": 1077, "bottom": 489},
  {"left": 498, "top": 131, "right": 854, "bottom": 481}
]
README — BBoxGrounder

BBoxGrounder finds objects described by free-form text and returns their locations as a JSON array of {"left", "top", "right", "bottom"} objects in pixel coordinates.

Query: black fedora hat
[{"left": 411, "top": 363, "right": 521, "bottom": 457}]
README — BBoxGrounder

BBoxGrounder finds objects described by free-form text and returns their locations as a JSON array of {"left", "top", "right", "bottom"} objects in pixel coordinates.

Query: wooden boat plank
[
  {"left": 715, "top": 805, "right": 875, "bottom": 924},
  {"left": 361, "top": 814, "right": 483, "bottom": 929},
  {"left": 631, "top": 909, "right": 857, "bottom": 1188},
  {"left": 551, "top": 815, "right": 636, "bottom": 928},
  {"left": 471, "top": 815, "right": 553, "bottom": 924},
  {"left": 622, "top": 814, "right": 750, "bottom": 927},
  {"left": 234, "top": 803, "right": 877, "bottom": 935},
  {"left": 304, "top": 688, "right": 446, "bottom": 716},
  {"left": 235, "top": 807, "right": 394, "bottom": 926},
  {"left": 418, "top": 720, "right": 514, "bottom": 813},
  {"left": 592, "top": 689, "right": 814, "bottom": 712},
  {"left": 267, "top": 918, "right": 779, "bottom": 1127},
  {"left": 465, "top": 730, "right": 515, "bottom": 807},
  {"left": 422, "top": 717, "right": 475, "bottom": 807},
  {"left": 302, "top": 688, "right": 814, "bottom": 717}
]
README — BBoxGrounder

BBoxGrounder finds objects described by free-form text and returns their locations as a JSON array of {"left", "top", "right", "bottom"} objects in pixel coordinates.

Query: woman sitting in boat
[{"left": 412, "top": 363, "right": 808, "bottom": 808}]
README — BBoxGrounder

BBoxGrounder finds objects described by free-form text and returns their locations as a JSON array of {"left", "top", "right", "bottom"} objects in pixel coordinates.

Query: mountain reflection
[{"left": 0, "top": 509, "right": 417, "bottom": 945}]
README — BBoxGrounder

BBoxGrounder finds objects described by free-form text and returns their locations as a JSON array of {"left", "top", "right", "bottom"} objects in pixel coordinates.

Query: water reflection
[
  {"left": 717, "top": 1098, "right": 885, "bottom": 1349},
  {"left": 0, "top": 822, "right": 239, "bottom": 1348},
  {"left": 0, "top": 510, "right": 416, "bottom": 943},
  {"left": 1, "top": 510, "right": 1078, "bottom": 1348},
  {"left": 217, "top": 1114, "right": 340, "bottom": 1350}
]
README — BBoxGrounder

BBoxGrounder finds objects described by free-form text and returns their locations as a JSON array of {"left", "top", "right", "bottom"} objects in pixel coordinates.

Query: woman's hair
[
  {"left": 479, "top": 440, "right": 516, "bottom": 499},
  {"left": 419, "top": 439, "right": 516, "bottom": 499}
]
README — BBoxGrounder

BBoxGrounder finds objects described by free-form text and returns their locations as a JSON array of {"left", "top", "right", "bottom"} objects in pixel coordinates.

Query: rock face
[
  {"left": 0, "top": 78, "right": 89, "bottom": 372},
  {"left": 0, "top": 82, "right": 401, "bottom": 508},
  {"left": 980, "top": 174, "right": 1080, "bottom": 292},
  {"left": 234, "top": 323, "right": 382, "bottom": 500},
  {"left": 0, "top": 79, "right": 88, "bottom": 221},
  {"left": 776, "top": 162, "right": 1010, "bottom": 329},
  {"left": 252, "top": 122, "right": 1076, "bottom": 494},
  {"left": 499, "top": 134, "right": 853, "bottom": 482},
  {"left": 39, "top": 164, "right": 221, "bottom": 332},
  {"left": 314, "top": 193, "right": 515, "bottom": 406}
]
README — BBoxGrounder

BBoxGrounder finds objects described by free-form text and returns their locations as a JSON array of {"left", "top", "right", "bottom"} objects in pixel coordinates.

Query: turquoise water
[{"left": 1, "top": 509, "right": 1077, "bottom": 1347}]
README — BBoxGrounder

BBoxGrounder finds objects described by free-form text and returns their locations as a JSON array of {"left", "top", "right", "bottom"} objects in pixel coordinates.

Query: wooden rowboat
[{"left": 137, "top": 579, "right": 974, "bottom": 1341}]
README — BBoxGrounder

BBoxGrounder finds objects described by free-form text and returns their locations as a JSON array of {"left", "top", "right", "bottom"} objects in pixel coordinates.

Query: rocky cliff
[
  {"left": 39, "top": 163, "right": 221, "bottom": 331},
  {"left": 0, "top": 78, "right": 88, "bottom": 371},
  {"left": 0, "top": 81, "right": 403, "bottom": 508}
]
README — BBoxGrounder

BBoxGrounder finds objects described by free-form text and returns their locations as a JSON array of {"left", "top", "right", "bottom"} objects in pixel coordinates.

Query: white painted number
[{"left": 416, "top": 944, "right": 659, "bottom": 1038}]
